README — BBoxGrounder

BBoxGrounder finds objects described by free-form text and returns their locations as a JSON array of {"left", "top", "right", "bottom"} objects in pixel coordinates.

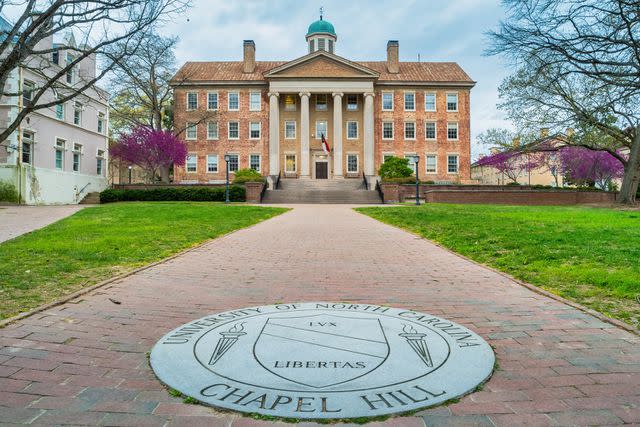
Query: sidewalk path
[
  {"left": 0, "top": 205, "right": 85, "bottom": 244},
  {"left": 0, "top": 205, "right": 638, "bottom": 426}
]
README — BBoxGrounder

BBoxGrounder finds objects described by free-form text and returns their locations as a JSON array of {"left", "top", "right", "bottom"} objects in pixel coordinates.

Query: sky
[{"left": 162, "top": 0, "right": 513, "bottom": 160}]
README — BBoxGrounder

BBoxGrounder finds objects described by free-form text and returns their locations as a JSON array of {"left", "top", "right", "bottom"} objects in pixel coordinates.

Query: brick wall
[{"left": 423, "top": 190, "right": 616, "bottom": 205}]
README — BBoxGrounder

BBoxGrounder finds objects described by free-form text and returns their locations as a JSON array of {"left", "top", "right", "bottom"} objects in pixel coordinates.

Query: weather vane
[{"left": 320, "top": 6, "right": 324, "bottom": 20}]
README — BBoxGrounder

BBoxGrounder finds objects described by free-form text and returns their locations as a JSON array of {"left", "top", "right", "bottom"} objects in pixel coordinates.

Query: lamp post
[
  {"left": 128, "top": 165, "right": 132, "bottom": 184},
  {"left": 412, "top": 155, "right": 420, "bottom": 206},
  {"left": 224, "top": 155, "right": 230, "bottom": 204}
]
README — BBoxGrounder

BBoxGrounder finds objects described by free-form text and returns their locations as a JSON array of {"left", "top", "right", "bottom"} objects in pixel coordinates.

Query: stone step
[
  {"left": 79, "top": 192, "right": 101, "bottom": 204},
  {"left": 263, "top": 189, "right": 381, "bottom": 204}
]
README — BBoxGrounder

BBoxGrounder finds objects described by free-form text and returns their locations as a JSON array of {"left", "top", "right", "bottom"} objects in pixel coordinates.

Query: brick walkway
[
  {"left": 0, "top": 205, "right": 85, "bottom": 244},
  {"left": 0, "top": 205, "right": 638, "bottom": 426}
]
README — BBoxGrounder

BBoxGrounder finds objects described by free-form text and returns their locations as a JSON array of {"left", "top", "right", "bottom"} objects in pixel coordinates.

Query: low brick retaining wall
[{"left": 112, "top": 183, "right": 226, "bottom": 190}]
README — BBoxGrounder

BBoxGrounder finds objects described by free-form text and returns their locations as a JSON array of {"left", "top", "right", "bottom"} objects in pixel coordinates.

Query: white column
[
  {"left": 299, "top": 92, "right": 311, "bottom": 178},
  {"left": 268, "top": 92, "right": 280, "bottom": 177},
  {"left": 363, "top": 92, "right": 375, "bottom": 179},
  {"left": 332, "top": 92, "right": 344, "bottom": 178}
]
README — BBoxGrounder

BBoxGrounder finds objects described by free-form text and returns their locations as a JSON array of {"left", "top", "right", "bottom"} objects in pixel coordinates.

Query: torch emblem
[
  {"left": 208, "top": 322, "right": 246, "bottom": 366},
  {"left": 399, "top": 324, "right": 433, "bottom": 367}
]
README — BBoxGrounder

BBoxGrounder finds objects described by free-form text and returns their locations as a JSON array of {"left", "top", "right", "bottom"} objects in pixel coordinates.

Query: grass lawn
[
  {"left": 357, "top": 204, "right": 640, "bottom": 327},
  {"left": 0, "top": 202, "right": 287, "bottom": 320}
]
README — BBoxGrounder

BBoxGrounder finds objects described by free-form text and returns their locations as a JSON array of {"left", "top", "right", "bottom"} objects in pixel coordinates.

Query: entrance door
[{"left": 315, "top": 162, "right": 328, "bottom": 179}]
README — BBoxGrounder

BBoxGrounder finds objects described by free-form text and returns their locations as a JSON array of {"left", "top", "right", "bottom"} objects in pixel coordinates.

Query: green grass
[
  {"left": 0, "top": 202, "right": 287, "bottom": 320},
  {"left": 357, "top": 204, "right": 640, "bottom": 327}
]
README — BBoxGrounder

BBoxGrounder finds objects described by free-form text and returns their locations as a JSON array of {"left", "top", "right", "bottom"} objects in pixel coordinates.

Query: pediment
[{"left": 264, "top": 51, "right": 378, "bottom": 79}]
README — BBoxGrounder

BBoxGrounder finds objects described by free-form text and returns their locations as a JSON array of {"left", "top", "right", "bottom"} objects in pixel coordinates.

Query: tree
[
  {"left": 487, "top": 0, "right": 640, "bottom": 204},
  {"left": 378, "top": 157, "right": 414, "bottom": 180},
  {"left": 475, "top": 150, "right": 542, "bottom": 184},
  {"left": 110, "top": 126, "right": 187, "bottom": 183},
  {"left": 558, "top": 147, "right": 624, "bottom": 190},
  {"left": 0, "top": 0, "right": 189, "bottom": 145},
  {"left": 477, "top": 128, "right": 538, "bottom": 150}
]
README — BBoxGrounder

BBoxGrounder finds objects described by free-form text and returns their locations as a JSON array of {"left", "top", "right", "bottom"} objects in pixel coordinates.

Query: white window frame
[
  {"left": 425, "top": 121, "right": 437, "bottom": 140},
  {"left": 207, "top": 121, "right": 219, "bottom": 140},
  {"left": 346, "top": 94, "right": 358, "bottom": 111},
  {"left": 228, "top": 121, "right": 240, "bottom": 140},
  {"left": 404, "top": 121, "right": 416, "bottom": 140},
  {"left": 346, "top": 153, "right": 359, "bottom": 173},
  {"left": 404, "top": 91, "right": 416, "bottom": 111},
  {"left": 228, "top": 91, "right": 240, "bottom": 111},
  {"left": 186, "top": 153, "right": 197, "bottom": 173},
  {"left": 249, "top": 121, "right": 261, "bottom": 139},
  {"left": 250, "top": 154, "right": 261, "bottom": 172},
  {"left": 249, "top": 92, "right": 261, "bottom": 111},
  {"left": 381, "top": 91, "right": 394, "bottom": 111},
  {"left": 186, "top": 122, "right": 197, "bottom": 140},
  {"left": 315, "top": 94, "right": 328, "bottom": 111},
  {"left": 186, "top": 92, "right": 198, "bottom": 110},
  {"left": 447, "top": 122, "right": 459, "bottom": 140},
  {"left": 284, "top": 94, "right": 297, "bottom": 111},
  {"left": 382, "top": 152, "right": 395, "bottom": 163},
  {"left": 382, "top": 121, "right": 394, "bottom": 140},
  {"left": 73, "top": 102, "right": 82, "bottom": 126},
  {"left": 22, "top": 131, "right": 34, "bottom": 164},
  {"left": 405, "top": 153, "right": 418, "bottom": 174},
  {"left": 315, "top": 120, "right": 328, "bottom": 139},
  {"left": 72, "top": 143, "right": 83, "bottom": 172},
  {"left": 54, "top": 138, "right": 65, "bottom": 170},
  {"left": 97, "top": 112, "right": 105, "bottom": 134},
  {"left": 285, "top": 121, "right": 296, "bottom": 139},
  {"left": 55, "top": 99, "right": 65, "bottom": 121},
  {"left": 96, "top": 150, "right": 105, "bottom": 176},
  {"left": 446, "top": 92, "right": 459, "bottom": 112},
  {"left": 22, "top": 80, "right": 34, "bottom": 106},
  {"left": 425, "top": 92, "right": 437, "bottom": 112},
  {"left": 206, "top": 154, "right": 218, "bottom": 173},
  {"left": 227, "top": 153, "right": 239, "bottom": 173},
  {"left": 425, "top": 153, "right": 437, "bottom": 174},
  {"left": 447, "top": 154, "right": 459, "bottom": 174},
  {"left": 285, "top": 153, "right": 297, "bottom": 173},
  {"left": 207, "top": 91, "right": 219, "bottom": 111},
  {"left": 346, "top": 121, "right": 358, "bottom": 140}
]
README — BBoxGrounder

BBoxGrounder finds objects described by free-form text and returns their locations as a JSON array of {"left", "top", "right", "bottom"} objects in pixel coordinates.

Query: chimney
[
  {"left": 243, "top": 40, "right": 255, "bottom": 73},
  {"left": 540, "top": 127, "right": 550, "bottom": 138},
  {"left": 386, "top": 40, "right": 399, "bottom": 74}
]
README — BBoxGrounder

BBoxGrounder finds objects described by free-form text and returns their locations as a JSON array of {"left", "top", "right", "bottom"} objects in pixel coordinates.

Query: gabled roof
[{"left": 263, "top": 50, "right": 379, "bottom": 79}]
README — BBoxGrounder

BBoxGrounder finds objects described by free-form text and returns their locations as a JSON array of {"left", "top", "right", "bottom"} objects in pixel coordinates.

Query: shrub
[
  {"left": 505, "top": 181, "right": 521, "bottom": 186},
  {"left": 423, "top": 180, "right": 435, "bottom": 185},
  {"left": 0, "top": 180, "right": 18, "bottom": 203},
  {"left": 382, "top": 176, "right": 416, "bottom": 184},
  {"left": 100, "top": 186, "right": 245, "bottom": 203},
  {"left": 233, "top": 168, "right": 265, "bottom": 185},
  {"left": 378, "top": 157, "right": 413, "bottom": 180}
]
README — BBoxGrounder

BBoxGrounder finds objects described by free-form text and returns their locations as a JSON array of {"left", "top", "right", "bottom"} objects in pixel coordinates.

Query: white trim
[
  {"left": 54, "top": 137, "right": 66, "bottom": 170},
  {"left": 425, "top": 153, "right": 437, "bottom": 174},
  {"left": 228, "top": 91, "right": 240, "bottom": 111},
  {"left": 228, "top": 121, "right": 240, "bottom": 140},
  {"left": 207, "top": 121, "right": 219, "bottom": 140},
  {"left": 186, "top": 153, "right": 197, "bottom": 173},
  {"left": 284, "top": 152, "right": 297, "bottom": 173},
  {"left": 404, "top": 121, "right": 416, "bottom": 140},
  {"left": 315, "top": 94, "right": 328, "bottom": 111},
  {"left": 185, "top": 122, "right": 197, "bottom": 140},
  {"left": 424, "top": 91, "right": 437, "bottom": 112},
  {"left": 206, "top": 154, "right": 219, "bottom": 173},
  {"left": 207, "top": 91, "right": 219, "bottom": 111},
  {"left": 446, "top": 92, "right": 459, "bottom": 112},
  {"left": 425, "top": 121, "right": 437, "bottom": 140},
  {"left": 345, "top": 94, "right": 359, "bottom": 111},
  {"left": 284, "top": 120, "right": 296, "bottom": 139},
  {"left": 225, "top": 153, "right": 239, "bottom": 173},
  {"left": 446, "top": 153, "right": 460, "bottom": 174},
  {"left": 250, "top": 153, "right": 261, "bottom": 172},
  {"left": 268, "top": 80, "right": 374, "bottom": 94},
  {"left": 249, "top": 121, "right": 261, "bottom": 139},
  {"left": 186, "top": 91, "right": 198, "bottom": 110},
  {"left": 447, "top": 122, "right": 459, "bottom": 141},
  {"left": 404, "top": 91, "right": 416, "bottom": 111},
  {"left": 382, "top": 152, "right": 395, "bottom": 163},
  {"left": 315, "top": 120, "right": 328, "bottom": 139},
  {"left": 381, "top": 91, "right": 394, "bottom": 111},
  {"left": 346, "top": 120, "right": 359, "bottom": 140},
  {"left": 249, "top": 92, "right": 262, "bottom": 111},
  {"left": 382, "top": 121, "right": 394, "bottom": 140},
  {"left": 346, "top": 152, "right": 359, "bottom": 174}
]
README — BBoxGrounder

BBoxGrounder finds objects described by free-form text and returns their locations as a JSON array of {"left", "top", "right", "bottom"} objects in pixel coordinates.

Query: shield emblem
[{"left": 253, "top": 314, "right": 389, "bottom": 388}]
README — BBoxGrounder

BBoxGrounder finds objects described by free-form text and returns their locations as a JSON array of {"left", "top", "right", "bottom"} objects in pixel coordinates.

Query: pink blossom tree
[
  {"left": 476, "top": 150, "right": 543, "bottom": 184},
  {"left": 110, "top": 126, "right": 187, "bottom": 183},
  {"left": 558, "top": 147, "right": 624, "bottom": 190}
]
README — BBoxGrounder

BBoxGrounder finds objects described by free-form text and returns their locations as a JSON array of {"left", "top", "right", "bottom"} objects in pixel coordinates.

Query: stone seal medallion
[{"left": 150, "top": 303, "right": 494, "bottom": 419}]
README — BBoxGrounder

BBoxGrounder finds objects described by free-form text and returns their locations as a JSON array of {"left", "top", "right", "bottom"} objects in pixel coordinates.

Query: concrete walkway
[
  {"left": 0, "top": 205, "right": 638, "bottom": 426},
  {"left": 0, "top": 205, "right": 85, "bottom": 244}
]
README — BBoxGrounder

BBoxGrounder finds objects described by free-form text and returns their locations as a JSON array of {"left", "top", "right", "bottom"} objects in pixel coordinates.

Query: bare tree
[
  {"left": 0, "top": 0, "right": 190, "bottom": 145},
  {"left": 487, "top": 0, "right": 640, "bottom": 204}
]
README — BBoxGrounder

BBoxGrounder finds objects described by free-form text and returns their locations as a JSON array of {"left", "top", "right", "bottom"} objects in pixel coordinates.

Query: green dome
[{"left": 307, "top": 19, "right": 336, "bottom": 37}]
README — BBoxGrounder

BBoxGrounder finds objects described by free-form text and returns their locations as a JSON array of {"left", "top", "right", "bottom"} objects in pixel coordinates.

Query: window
[
  {"left": 425, "top": 121, "right": 436, "bottom": 140},
  {"left": 55, "top": 99, "right": 64, "bottom": 120},
  {"left": 52, "top": 51, "right": 59, "bottom": 64},
  {"left": 448, "top": 155, "right": 459, "bottom": 173},
  {"left": 187, "top": 92, "right": 198, "bottom": 110},
  {"left": 309, "top": 39, "right": 315, "bottom": 53},
  {"left": 328, "top": 39, "right": 334, "bottom": 54},
  {"left": 446, "top": 93, "right": 458, "bottom": 112},
  {"left": 186, "top": 122, "right": 197, "bottom": 140},
  {"left": 66, "top": 53, "right": 74, "bottom": 84},
  {"left": 425, "top": 92, "right": 436, "bottom": 111},
  {"left": 228, "top": 92, "right": 239, "bottom": 111},
  {"left": 73, "top": 102, "right": 82, "bottom": 125},
  {"left": 318, "top": 38, "right": 326, "bottom": 51},
  {"left": 285, "top": 154, "right": 296, "bottom": 173},
  {"left": 447, "top": 122, "right": 458, "bottom": 140},
  {"left": 426, "top": 154, "right": 437, "bottom": 174},
  {"left": 186, "top": 154, "right": 197, "bottom": 172},
  {"left": 383, "top": 153, "right": 394, "bottom": 163},
  {"left": 249, "top": 92, "right": 261, "bottom": 111},
  {"left": 250, "top": 154, "right": 261, "bottom": 172},
  {"left": 382, "top": 122, "right": 394, "bottom": 140},
  {"left": 405, "top": 154, "right": 417, "bottom": 173},
  {"left": 382, "top": 92, "right": 394, "bottom": 111},
  {"left": 347, "top": 154, "right": 358, "bottom": 173},
  {"left": 249, "top": 122, "right": 261, "bottom": 139},
  {"left": 316, "top": 121, "right": 328, "bottom": 139},
  {"left": 72, "top": 143, "right": 82, "bottom": 172},
  {"left": 97, "top": 112, "right": 105, "bottom": 134},
  {"left": 227, "top": 154, "right": 239, "bottom": 172},
  {"left": 404, "top": 122, "right": 416, "bottom": 140},
  {"left": 96, "top": 149, "right": 105, "bottom": 175},
  {"left": 228, "top": 121, "right": 239, "bottom": 139},
  {"left": 22, "top": 131, "right": 33, "bottom": 164},
  {"left": 207, "top": 155, "right": 218, "bottom": 173},
  {"left": 207, "top": 121, "right": 218, "bottom": 140},
  {"left": 55, "top": 139, "right": 65, "bottom": 170},
  {"left": 22, "top": 80, "right": 34, "bottom": 107},
  {"left": 207, "top": 92, "right": 218, "bottom": 110},
  {"left": 315, "top": 94, "right": 327, "bottom": 111},
  {"left": 346, "top": 94, "right": 358, "bottom": 111},
  {"left": 347, "top": 121, "right": 358, "bottom": 139},
  {"left": 285, "top": 121, "right": 296, "bottom": 139},
  {"left": 284, "top": 94, "right": 297, "bottom": 111},
  {"left": 404, "top": 92, "right": 415, "bottom": 111}
]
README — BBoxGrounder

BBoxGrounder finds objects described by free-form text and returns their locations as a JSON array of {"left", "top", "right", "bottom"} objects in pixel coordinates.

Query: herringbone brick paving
[{"left": 0, "top": 205, "right": 638, "bottom": 426}]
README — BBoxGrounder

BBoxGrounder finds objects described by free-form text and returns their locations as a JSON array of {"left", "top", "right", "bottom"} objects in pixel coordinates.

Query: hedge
[
  {"left": 0, "top": 180, "right": 19, "bottom": 203},
  {"left": 100, "top": 186, "right": 245, "bottom": 203}
]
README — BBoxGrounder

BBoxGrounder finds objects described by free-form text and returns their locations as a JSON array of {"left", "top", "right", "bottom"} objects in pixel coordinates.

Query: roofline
[
  {"left": 375, "top": 81, "right": 476, "bottom": 88},
  {"left": 263, "top": 50, "right": 380, "bottom": 78},
  {"left": 170, "top": 80, "right": 268, "bottom": 87}
]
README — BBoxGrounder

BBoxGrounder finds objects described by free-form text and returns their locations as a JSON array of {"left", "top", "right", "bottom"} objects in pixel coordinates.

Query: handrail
[
  {"left": 375, "top": 179, "right": 384, "bottom": 202},
  {"left": 76, "top": 182, "right": 91, "bottom": 201},
  {"left": 275, "top": 171, "right": 281, "bottom": 190},
  {"left": 362, "top": 172, "right": 368, "bottom": 190}
]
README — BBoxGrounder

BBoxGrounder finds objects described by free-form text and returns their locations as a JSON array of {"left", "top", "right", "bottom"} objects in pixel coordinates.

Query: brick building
[{"left": 171, "top": 16, "right": 475, "bottom": 189}]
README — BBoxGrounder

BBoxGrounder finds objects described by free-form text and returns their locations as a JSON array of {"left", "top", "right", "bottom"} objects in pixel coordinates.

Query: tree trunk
[
  {"left": 617, "top": 132, "right": 640, "bottom": 204},
  {"left": 160, "top": 165, "right": 170, "bottom": 183}
]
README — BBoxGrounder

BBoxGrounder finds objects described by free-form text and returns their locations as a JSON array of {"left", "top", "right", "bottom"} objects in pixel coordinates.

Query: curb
[
  {"left": 353, "top": 209, "right": 639, "bottom": 336},
  {"left": 0, "top": 207, "right": 292, "bottom": 329}
]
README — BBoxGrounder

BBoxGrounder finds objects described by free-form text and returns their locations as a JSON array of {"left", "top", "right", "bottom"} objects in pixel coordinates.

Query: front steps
[
  {"left": 79, "top": 192, "right": 101, "bottom": 204},
  {"left": 262, "top": 178, "right": 381, "bottom": 204}
]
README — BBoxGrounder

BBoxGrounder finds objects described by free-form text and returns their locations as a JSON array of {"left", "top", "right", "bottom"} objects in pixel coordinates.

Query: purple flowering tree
[
  {"left": 476, "top": 150, "right": 543, "bottom": 184},
  {"left": 558, "top": 147, "right": 624, "bottom": 190},
  {"left": 110, "top": 126, "right": 187, "bottom": 183}
]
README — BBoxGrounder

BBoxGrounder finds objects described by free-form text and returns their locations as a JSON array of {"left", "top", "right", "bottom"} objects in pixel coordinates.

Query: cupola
[{"left": 306, "top": 9, "right": 337, "bottom": 54}]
